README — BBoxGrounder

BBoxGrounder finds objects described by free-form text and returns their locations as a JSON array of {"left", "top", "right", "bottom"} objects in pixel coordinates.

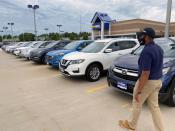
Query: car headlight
[
  {"left": 163, "top": 67, "right": 171, "bottom": 75},
  {"left": 69, "top": 59, "right": 85, "bottom": 65}
]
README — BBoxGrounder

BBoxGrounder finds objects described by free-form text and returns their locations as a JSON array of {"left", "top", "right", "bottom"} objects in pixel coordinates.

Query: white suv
[{"left": 60, "top": 38, "right": 140, "bottom": 82}]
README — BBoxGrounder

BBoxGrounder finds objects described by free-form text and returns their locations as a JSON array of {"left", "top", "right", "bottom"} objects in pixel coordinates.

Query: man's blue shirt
[{"left": 138, "top": 41, "right": 164, "bottom": 80}]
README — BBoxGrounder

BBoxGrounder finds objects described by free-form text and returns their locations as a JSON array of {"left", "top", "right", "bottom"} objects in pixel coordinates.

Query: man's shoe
[{"left": 119, "top": 120, "right": 135, "bottom": 131}]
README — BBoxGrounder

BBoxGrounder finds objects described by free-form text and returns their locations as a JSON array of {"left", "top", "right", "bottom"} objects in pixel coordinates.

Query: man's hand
[{"left": 135, "top": 92, "right": 141, "bottom": 103}]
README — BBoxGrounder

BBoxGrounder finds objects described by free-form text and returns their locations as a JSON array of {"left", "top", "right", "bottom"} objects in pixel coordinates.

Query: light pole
[
  {"left": 8, "top": 22, "right": 14, "bottom": 42},
  {"left": 57, "top": 24, "right": 62, "bottom": 40},
  {"left": 3, "top": 27, "right": 8, "bottom": 41},
  {"left": 0, "top": 30, "right": 3, "bottom": 42},
  {"left": 27, "top": 4, "right": 39, "bottom": 41},
  {"left": 165, "top": 0, "right": 172, "bottom": 38},
  {"left": 44, "top": 28, "right": 49, "bottom": 40}
]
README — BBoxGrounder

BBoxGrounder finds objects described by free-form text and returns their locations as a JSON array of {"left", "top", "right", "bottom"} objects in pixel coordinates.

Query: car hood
[
  {"left": 114, "top": 54, "right": 175, "bottom": 70},
  {"left": 47, "top": 49, "right": 74, "bottom": 56},
  {"left": 63, "top": 51, "right": 98, "bottom": 60}
]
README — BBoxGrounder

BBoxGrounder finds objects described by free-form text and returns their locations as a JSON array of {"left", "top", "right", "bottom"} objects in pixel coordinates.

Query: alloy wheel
[{"left": 90, "top": 67, "right": 100, "bottom": 80}]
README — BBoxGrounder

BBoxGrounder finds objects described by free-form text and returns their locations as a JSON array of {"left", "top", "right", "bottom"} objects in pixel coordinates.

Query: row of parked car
[{"left": 1, "top": 37, "right": 175, "bottom": 106}]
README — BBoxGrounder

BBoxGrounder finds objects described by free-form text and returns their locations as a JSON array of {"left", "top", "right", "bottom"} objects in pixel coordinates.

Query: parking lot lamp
[
  {"left": 57, "top": 25, "right": 62, "bottom": 40},
  {"left": 0, "top": 30, "right": 3, "bottom": 42},
  {"left": 44, "top": 28, "right": 49, "bottom": 40},
  {"left": 7, "top": 22, "right": 14, "bottom": 42},
  {"left": 27, "top": 4, "right": 39, "bottom": 41},
  {"left": 3, "top": 27, "right": 8, "bottom": 41},
  {"left": 165, "top": 0, "right": 172, "bottom": 38}
]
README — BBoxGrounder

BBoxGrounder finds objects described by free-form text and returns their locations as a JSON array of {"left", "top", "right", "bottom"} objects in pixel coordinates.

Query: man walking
[{"left": 119, "top": 28, "right": 165, "bottom": 131}]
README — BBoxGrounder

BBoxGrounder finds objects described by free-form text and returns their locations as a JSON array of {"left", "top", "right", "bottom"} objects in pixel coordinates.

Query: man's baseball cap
[{"left": 142, "top": 28, "right": 156, "bottom": 39}]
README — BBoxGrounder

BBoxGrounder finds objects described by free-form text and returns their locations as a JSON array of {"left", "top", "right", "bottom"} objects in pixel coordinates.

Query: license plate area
[{"left": 117, "top": 81, "right": 127, "bottom": 90}]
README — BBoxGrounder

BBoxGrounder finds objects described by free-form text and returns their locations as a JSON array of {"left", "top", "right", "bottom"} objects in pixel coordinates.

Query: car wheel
[
  {"left": 86, "top": 64, "right": 101, "bottom": 82},
  {"left": 42, "top": 55, "right": 47, "bottom": 64},
  {"left": 167, "top": 78, "right": 175, "bottom": 107}
]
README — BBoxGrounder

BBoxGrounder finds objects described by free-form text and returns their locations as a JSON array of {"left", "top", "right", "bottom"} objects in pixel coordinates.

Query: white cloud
[{"left": 0, "top": 0, "right": 174, "bottom": 35}]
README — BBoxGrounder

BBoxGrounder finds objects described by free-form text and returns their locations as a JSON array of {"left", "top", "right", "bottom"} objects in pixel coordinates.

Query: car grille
[
  {"left": 113, "top": 66, "right": 139, "bottom": 82},
  {"left": 60, "top": 59, "right": 70, "bottom": 69}
]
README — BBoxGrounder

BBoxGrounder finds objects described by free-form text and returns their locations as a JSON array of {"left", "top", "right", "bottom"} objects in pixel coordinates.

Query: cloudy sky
[{"left": 0, "top": 0, "right": 175, "bottom": 35}]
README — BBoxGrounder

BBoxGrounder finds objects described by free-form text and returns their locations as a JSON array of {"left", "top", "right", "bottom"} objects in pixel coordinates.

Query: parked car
[
  {"left": 60, "top": 38, "right": 140, "bottom": 82},
  {"left": 0, "top": 42, "right": 3, "bottom": 48},
  {"left": 1, "top": 42, "right": 15, "bottom": 50},
  {"left": 8, "top": 42, "right": 27, "bottom": 53},
  {"left": 5, "top": 42, "right": 22, "bottom": 52},
  {"left": 20, "top": 41, "right": 47, "bottom": 59},
  {"left": 46, "top": 40, "right": 94, "bottom": 68},
  {"left": 30, "top": 40, "right": 71, "bottom": 64},
  {"left": 107, "top": 38, "right": 175, "bottom": 106},
  {"left": 13, "top": 42, "right": 32, "bottom": 56}
]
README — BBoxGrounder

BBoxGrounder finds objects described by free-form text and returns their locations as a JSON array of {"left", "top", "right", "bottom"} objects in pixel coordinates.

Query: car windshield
[
  {"left": 25, "top": 42, "right": 33, "bottom": 47},
  {"left": 63, "top": 41, "right": 81, "bottom": 50},
  {"left": 17, "top": 43, "right": 25, "bottom": 46},
  {"left": 31, "top": 42, "right": 42, "bottom": 48},
  {"left": 39, "top": 42, "right": 51, "bottom": 48},
  {"left": 133, "top": 38, "right": 175, "bottom": 57},
  {"left": 45, "top": 42, "right": 58, "bottom": 48},
  {"left": 81, "top": 42, "right": 106, "bottom": 53},
  {"left": 21, "top": 42, "right": 29, "bottom": 47}
]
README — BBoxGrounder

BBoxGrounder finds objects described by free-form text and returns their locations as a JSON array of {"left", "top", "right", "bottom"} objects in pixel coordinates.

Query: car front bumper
[
  {"left": 59, "top": 63, "right": 86, "bottom": 76},
  {"left": 107, "top": 68, "right": 169, "bottom": 102},
  {"left": 46, "top": 56, "right": 61, "bottom": 68}
]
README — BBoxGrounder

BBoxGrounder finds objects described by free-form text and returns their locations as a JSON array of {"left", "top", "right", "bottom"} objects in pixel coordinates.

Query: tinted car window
[
  {"left": 118, "top": 41, "right": 136, "bottom": 50},
  {"left": 39, "top": 42, "right": 51, "bottom": 48},
  {"left": 78, "top": 42, "right": 91, "bottom": 50},
  {"left": 81, "top": 42, "right": 106, "bottom": 53},
  {"left": 59, "top": 42, "right": 69, "bottom": 48},
  {"left": 133, "top": 38, "right": 175, "bottom": 57},
  {"left": 107, "top": 42, "right": 120, "bottom": 52}
]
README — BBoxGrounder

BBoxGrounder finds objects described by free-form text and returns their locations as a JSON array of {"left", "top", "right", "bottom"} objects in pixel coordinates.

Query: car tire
[
  {"left": 42, "top": 55, "right": 47, "bottom": 64},
  {"left": 86, "top": 64, "right": 101, "bottom": 82},
  {"left": 167, "top": 78, "right": 175, "bottom": 107}
]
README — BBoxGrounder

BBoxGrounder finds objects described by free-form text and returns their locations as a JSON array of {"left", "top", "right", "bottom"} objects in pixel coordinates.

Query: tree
[
  {"left": 69, "top": 32, "right": 79, "bottom": 40},
  {"left": 0, "top": 36, "right": 2, "bottom": 42},
  {"left": 19, "top": 33, "right": 35, "bottom": 41},
  {"left": 49, "top": 33, "right": 60, "bottom": 40}
]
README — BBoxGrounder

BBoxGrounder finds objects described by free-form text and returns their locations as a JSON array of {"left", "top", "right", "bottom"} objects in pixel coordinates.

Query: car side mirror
[
  {"left": 77, "top": 47, "right": 82, "bottom": 51},
  {"left": 104, "top": 49, "right": 112, "bottom": 53},
  {"left": 131, "top": 49, "right": 135, "bottom": 54}
]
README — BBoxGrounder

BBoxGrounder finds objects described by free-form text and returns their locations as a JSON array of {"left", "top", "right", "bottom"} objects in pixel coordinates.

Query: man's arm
[
  {"left": 137, "top": 71, "right": 150, "bottom": 93},
  {"left": 135, "top": 71, "right": 150, "bottom": 103}
]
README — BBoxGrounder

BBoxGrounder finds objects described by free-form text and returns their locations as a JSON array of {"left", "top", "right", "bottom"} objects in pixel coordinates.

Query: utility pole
[
  {"left": 3, "top": 27, "right": 8, "bottom": 41},
  {"left": 80, "top": 15, "right": 82, "bottom": 34},
  {"left": 8, "top": 22, "right": 14, "bottom": 42},
  {"left": 165, "top": 0, "right": 172, "bottom": 38},
  {"left": 0, "top": 30, "right": 3, "bottom": 42},
  {"left": 27, "top": 4, "right": 39, "bottom": 41},
  {"left": 44, "top": 28, "right": 49, "bottom": 40},
  {"left": 57, "top": 25, "right": 62, "bottom": 40}
]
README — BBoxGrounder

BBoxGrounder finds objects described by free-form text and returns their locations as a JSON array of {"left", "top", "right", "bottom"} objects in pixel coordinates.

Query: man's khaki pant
[{"left": 129, "top": 80, "right": 164, "bottom": 131}]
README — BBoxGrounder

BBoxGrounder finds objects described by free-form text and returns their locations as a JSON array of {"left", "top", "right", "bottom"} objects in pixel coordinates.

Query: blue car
[
  {"left": 107, "top": 38, "right": 175, "bottom": 106},
  {"left": 46, "top": 40, "right": 94, "bottom": 68}
]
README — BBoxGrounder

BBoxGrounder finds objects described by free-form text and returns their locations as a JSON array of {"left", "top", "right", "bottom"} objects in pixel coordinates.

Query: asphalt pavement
[{"left": 0, "top": 50, "right": 174, "bottom": 131}]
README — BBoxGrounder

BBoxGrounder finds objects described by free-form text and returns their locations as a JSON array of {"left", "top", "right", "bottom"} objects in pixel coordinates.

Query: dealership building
[{"left": 91, "top": 12, "right": 175, "bottom": 39}]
